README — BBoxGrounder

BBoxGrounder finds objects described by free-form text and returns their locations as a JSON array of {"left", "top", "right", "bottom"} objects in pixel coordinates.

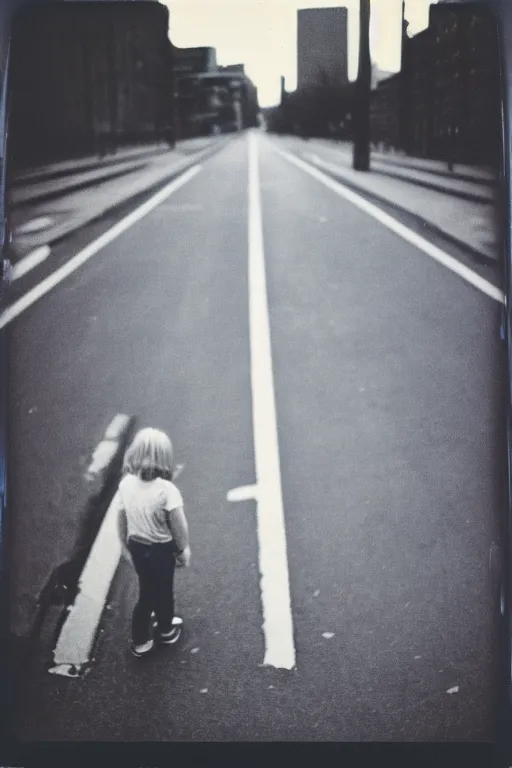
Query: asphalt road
[{"left": 6, "top": 131, "right": 507, "bottom": 742}]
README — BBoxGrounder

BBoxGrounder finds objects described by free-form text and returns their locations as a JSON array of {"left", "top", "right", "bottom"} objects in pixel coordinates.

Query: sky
[{"left": 163, "top": 0, "right": 437, "bottom": 107}]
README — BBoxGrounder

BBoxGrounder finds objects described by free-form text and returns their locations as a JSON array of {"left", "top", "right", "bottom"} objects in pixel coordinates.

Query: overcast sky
[{"left": 163, "top": 0, "right": 437, "bottom": 106}]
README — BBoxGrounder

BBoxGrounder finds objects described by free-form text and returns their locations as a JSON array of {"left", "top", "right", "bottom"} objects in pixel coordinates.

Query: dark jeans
[{"left": 128, "top": 539, "right": 176, "bottom": 645}]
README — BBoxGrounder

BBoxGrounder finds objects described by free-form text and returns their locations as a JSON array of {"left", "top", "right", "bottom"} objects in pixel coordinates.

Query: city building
[
  {"left": 371, "top": 65, "right": 394, "bottom": 90},
  {"left": 176, "top": 69, "right": 259, "bottom": 138},
  {"left": 172, "top": 46, "right": 259, "bottom": 139},
  {"left": 369, "top": 2, "right": 501, "bottom": 166},
  {"left": 172, "top": 46, "right": 217, "bottom": 138},
  {"left": 297, "top": 7, "right": 348, "bottom": 90},
  {"left": 219, "top": 64, "right": 245, "bottom": 75},
  {"left": 426, "top": 2, "right": 501, "bottom": 165},
  {"left": 172, "top": 46, "right": 217, "bottom": 78},
  {"left": 9, "top": 0, "right": 173, "bottom": 169},
  {"left": 370, "top": 72, "right": 401, "bottom": 148},
  {"left": 401, "top": 27, "right": 432, "bottom": 157},
  {"left": 218, "top": 65, "right": 260, "bottom": 127}
]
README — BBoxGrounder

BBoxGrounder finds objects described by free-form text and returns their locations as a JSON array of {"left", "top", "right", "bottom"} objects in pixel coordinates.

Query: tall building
[
  {"left": 173, "top": 46, "right": 217, "bottom": 78},
  {"left": 371, "top": 65, "right": 393, "bottom": 89},
  {"left": 176, "top": 68, "right": 259, "bottom": 138},
  {"left": 426, "top": 2, "right": 501, "bottom": 165},
  {"left": 219, "top": 64, "right": 245, "bottom": 74},
  {"left": 9, "top": 0, "right": 173, "bottom": 167},
  {"left": 369, "top": 1, "right": 501, "bottom": 165},
  {"left": 297, "top": 7, "right": 348, "bottom": 89},
  {"left": 370, "top": 73, "right": 401, "bottom": 147},
  {"left": 172, "top": 46, "right": 217, "bottom": 139}
]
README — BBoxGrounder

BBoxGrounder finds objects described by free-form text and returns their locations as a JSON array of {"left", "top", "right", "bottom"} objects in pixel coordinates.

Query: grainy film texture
[{"left": 2, "top": 0, "right": 507, "bottom": 742}]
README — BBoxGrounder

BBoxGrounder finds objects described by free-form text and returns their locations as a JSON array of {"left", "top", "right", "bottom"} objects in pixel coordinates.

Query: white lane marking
[
  {"left": 227, "top": 484, "right": 258, "bottom": 503},
  {"left": 273, "top": 145, "right": 504, "bottom": 305},
  {"left": 104, "top": 413, "right": 131, "bottom": 441},
  {"left": 0, "top": 165, "right": 202, "bottom": 329},
  {"left": 48, "top": 663, "right": 77, "bottom": 678},
  {"left": 11, "top": 245, "right": 51, "bottom": 281},
  {"left": 16, "top": 216, "right": 53, "bottom": 235},
  {"left": 50, "top": 413, "right": 133, "bottom": 673},
  {"left": 50, "top": 491, "right": 122, "bottom": 675},
  {"left": 85, "top": 414, "right": 132, "bottom": 492},
  {"left": 248, "top": 132, "right": 296, "bottom": 671},
  {"left": 84, "top": 440, "right": 119, "bottom": 482}
]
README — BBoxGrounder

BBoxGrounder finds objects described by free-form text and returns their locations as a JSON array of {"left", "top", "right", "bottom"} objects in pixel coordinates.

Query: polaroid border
[{"left": 0, "top": 0, "right": 511, "bottom": 764}]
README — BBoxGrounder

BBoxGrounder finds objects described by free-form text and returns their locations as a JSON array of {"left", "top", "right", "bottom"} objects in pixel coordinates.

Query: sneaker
[
  {"left": 131, "top": 638, "right": 154, "bottom": 657},
  {"left": 158, "top": 616, "right": 183, "bottom": 644}
]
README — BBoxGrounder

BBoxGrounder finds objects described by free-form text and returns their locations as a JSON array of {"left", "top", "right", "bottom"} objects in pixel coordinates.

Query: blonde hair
[{"left": 123, "top": 427, "right": 175, "bottom": 481}]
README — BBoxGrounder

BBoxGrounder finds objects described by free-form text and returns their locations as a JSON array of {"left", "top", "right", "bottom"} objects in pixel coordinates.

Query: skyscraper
[{"left": 297, "top": 7, "right": 348, "bottom": 89}]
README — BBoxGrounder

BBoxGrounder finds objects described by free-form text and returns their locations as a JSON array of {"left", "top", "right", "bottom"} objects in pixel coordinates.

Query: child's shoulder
[
  {"left": 119, "top": 473, "right": 135, "bottom": 491},
  {"left": 156, "top": 477, "right": 183, "bottom": 507}
]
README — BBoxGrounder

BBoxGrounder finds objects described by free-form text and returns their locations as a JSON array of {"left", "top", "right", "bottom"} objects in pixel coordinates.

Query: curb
[
  {"left": 11, "top": 414, "right": 136, "bottom": 644},
  {"left": 11, "top": 160, "right": 150, "bottom": 210},
  {"left": 316, "top": 140, "right": 496, "bottom": 187},
  {"left": 370, "top": 165, "right": 495, "bottom": 205},
  {"left": 12, "top": 144, "right": 172, "bottom": 188},
  {"left": 12, "top": 139, "right": 218, "bottom": 188},
  {"left": 369, "top": 155, "right": 495, "bottom": 188},
  {"left": 11, "top": 139, "right": 224, "bottom": 207},
  {"left": 305, "top": 155, "right": 500, "bottom": 267},
  {"left": 313, "top": 148, "right": 495, "bottom": 204},
  {"left": 14, "top": 137, "right": 231, "bottom": 258}
]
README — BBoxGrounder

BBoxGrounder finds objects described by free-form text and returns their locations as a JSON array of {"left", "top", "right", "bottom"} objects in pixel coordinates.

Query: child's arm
[
  {"left": 115, "top": 493, "right": 130, "bottom": 560},
  {"left": 168, "top": 506, "right": 190, "bottom": 566}
]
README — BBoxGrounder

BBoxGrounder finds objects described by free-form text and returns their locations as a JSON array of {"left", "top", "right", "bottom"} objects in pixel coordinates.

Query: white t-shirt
[{"left": 117, "top": 474, "right": 183, "bottom": 544}]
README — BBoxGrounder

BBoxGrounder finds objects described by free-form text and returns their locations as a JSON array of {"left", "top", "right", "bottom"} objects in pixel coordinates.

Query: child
[{"left": 115, "top": 427, "right": 191, "bottom": 658}]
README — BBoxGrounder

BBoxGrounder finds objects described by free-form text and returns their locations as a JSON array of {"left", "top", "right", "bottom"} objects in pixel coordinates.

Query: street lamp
[{"left": 352, "top": 0, "right": 371, "bottom": 170}]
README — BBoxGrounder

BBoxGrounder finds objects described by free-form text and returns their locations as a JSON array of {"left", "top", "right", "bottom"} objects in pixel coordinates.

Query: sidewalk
[
  {"left": 11, "top": 158, "right": 151, "bottom": 208},
  {"left": 310, "top": 139, "right": 496, "bottom": 204},
  {"left": 369, "top": 149, "right": 496, "bottom": 186},
  {"left": 12, "top": 137, "right": 217, "bottom": 187},
  {"left": 12, "top": 143, "right": 169, "bottom": 188},
  {"left": 10, "top": 136, "right": 229, "bottom": 261},
  {"left": 314, "top": 139, "right": 496, "bottom": 185},
  {"left": 290, "top": 138, "right": 500, "bottom": 263},
  {"left": 10, "top": 137, "right": 221, "bottom": 210}
]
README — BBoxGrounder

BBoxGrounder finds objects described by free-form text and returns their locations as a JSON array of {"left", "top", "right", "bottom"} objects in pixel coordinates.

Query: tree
[{"left": 353, "top": 0, "right": 371, "bottom": 170}]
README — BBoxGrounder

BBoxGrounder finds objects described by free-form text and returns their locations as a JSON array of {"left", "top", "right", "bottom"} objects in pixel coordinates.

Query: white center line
[
  {"left": 227, "top": 484, "right": 258, "bottom": 503},
  {"left": 0, "top": 165, "right": 202, "bottom": 330},
  {"left": 248, "top": 131, "right": 296, "bottom": 671},
  {"left": 272, "top": 144, "right": 504, "bottom": 305}
]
